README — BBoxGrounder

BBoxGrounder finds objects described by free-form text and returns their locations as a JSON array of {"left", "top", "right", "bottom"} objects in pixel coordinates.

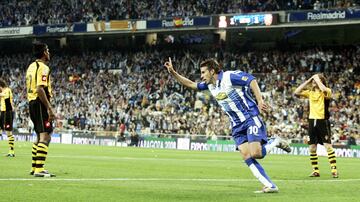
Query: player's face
[
  {"left": 311, "top": 79, "right": 317, "bottom": 88},
  {"left": 44, "top": 47, "right": 50, "bottom": 61},
  {"left": 200, "top": 66, "right": 214, "bottom": 84}
]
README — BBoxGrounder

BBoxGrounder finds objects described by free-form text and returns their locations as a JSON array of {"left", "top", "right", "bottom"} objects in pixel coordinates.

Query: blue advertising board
[
  {"left": 147, "top": 17, "right": 211, "bottom": 29},
  {"left": 289, "top": 9, "right": 360, "bottom": 21},
  {"left": 33, "top": 23, "right": 87, "bottom": 35}
]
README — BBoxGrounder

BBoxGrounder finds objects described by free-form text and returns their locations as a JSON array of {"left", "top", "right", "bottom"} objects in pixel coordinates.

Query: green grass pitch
[{"left": 0, "top": 141, "right": 359, "bottom": 202}]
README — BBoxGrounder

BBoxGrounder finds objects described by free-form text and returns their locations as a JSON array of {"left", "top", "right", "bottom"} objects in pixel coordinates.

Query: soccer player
[
  {"left": 294, "top": 74, "right": 338, "bottom": 178},
  {"left": 0, "top": 79, "right": 15, "bottom": 157},
  {"left": 26, "top": 42, "right": 56, "bottom": 177},
  {"left": 164, "top": 58, "right": 291, "bottom": 193}
]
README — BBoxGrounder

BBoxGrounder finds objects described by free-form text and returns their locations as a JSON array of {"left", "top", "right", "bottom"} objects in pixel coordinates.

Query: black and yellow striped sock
[
  {"left": 35, "top": 142, "right": 49, "bottom": 173},
  {"left": 310, "top": 152, "right": 319, "bottom": 173},
  {"left": 7, "top": 134, "right": 15, "bottom": 154},
  {"left": 327, "top": 148, "right": 337, "bottom": 173},
  {"left": 31, "top": 143, "right": 38, "bottom": 172}
]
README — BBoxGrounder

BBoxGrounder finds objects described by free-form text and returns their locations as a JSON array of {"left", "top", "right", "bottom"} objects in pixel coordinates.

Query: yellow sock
[
  {"left": 35, "top": 142, "right": 48, "bottom": 173},
  {"left": 7, "top": 134, "right": 15, "bottom": 154},
  {"left": 310, "top": 152, "right": 319, "bottom": 173},
  {"left": 327, "top": 148, "right": 337, "bottom": 173},
  {"left": 31, "top": 143, "right": 38, "bottom": 172}
]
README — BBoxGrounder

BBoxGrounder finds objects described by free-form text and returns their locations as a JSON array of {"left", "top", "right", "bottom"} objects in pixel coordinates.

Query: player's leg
[
  {"left": 5, "top": 111, "right": 15, "bottom": 157},
  {"left": 309, "top": 144, "right": 319, "bottom": 176},
  {"left": 0, "top": 112, "right": 5, "bottom": 151},
  {"left": 30, "top": 136, "right": 39, "bottom": 175},
  {"left": 31, "top": 100, "right": 55, "bottom": 177},
  {"left": 238, "top": 143, "right": 278, "bottom": 193},
  {"left": 308, "top": 119, "right": 320, "bottom": 177},
  {"left": 247, "top": 116, "right": 290, "bottom": 159},
  {"left": 29, "top": 101, "right": 39, "bottom": 175},
  {"left": 324, "top": 143, "right": 338, "bottom": 178},
  {"left": 235, "top": 120, "right": 278, "bottom": 193},
  {"left": 34, "top": 132, "right": 55, "bottom": 177},
  {"left": 248, "top": 139, "right": 290, "bottom": 159},
  {"left": 6, "top": 131, "right": 15, "bottom": 156},
  {"left": 322, "top": 120, "right": 338, "bottom": 178}
]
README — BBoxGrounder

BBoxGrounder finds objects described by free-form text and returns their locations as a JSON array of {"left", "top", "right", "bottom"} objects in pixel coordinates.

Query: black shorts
[
  {"left": 308, "top": 119, "right": 332, "bottom": 145},
  {"left": 29, "top": 99, "right": 53, "bottom": 134},
  {"left": 0, "top": 111, "right": 13, "bottom": 131}
]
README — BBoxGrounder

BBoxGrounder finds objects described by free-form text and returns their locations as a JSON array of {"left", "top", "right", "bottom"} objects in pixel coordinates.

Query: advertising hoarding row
[
  {"left": 0, "top": 10, "right": 359, "bottom": 37},
  {"left": 288, "top": 9, "right": 360, "bottom": 22},
  {"left": 0, "top": 26, "right": 32, "bottom": 36},
  {"left": 33, "top": 23, "right": 87, "bottom": 35},
  {"left": 6, "top": 133, "right": 360, "bottom": 158}
]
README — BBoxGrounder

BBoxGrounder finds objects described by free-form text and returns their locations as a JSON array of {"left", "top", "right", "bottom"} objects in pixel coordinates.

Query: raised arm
[
  {"left": 294, "top": 77, "right": 312, "bottom": 97},
  {"left": 164, "top": 57, "right": 198, "bottom": 90},
  {"left": 313, "top": 74, "right": 331, "bottom": 94}
]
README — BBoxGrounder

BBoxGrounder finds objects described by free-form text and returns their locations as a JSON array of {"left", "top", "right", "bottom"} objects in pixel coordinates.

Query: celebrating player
[{"left": 164, "top": 58, "right": 291, "bottom": 193}]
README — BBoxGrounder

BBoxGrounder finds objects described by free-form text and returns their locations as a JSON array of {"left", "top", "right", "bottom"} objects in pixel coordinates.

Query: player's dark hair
[
  {"left": 200, "top": 58, "right": 222, "bottom": 74},
  {"left": 32, "top": 41, "right": 48, "bottom": 59},
  {"left": 0, "top": 79, "right": 7, "bottom": 88}
]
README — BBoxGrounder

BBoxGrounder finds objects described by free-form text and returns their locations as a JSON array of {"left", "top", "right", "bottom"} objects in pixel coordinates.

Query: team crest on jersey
[
  {"left": 42, "top": 75, "right": 47, "bottom": 81},
  {"left": 241, "top": 76, "right": 248, "bottom": 81},
  {"left": 45, "top": 121, "right": 51, "bottom": 128},
  {"left": 215, "top": 92, "right": 228, "bottom": 100}
]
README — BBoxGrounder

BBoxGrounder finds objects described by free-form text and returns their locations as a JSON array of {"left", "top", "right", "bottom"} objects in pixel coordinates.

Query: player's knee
[
  {"left": 39, "top": 133, "right": 51, "bottom": 144},
  {"left": 239, "top": 149, "right": 250, "bottom": 160},
  {"left": 324, "top": 144, "right": 333, "bottom": 151},
  {"left": 250, "top": 150, "right": 263, "bottom": 159},
  {"left": 309, "top": 147, "right": 317, "bottom": 153}
]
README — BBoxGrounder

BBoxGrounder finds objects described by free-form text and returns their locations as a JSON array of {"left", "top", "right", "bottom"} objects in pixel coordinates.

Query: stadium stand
[
  {"left": 0, "top": 47, "right": 359, "bottom": 145},
  {"left": 1, "top": 0, "right": 359, "bottom": 27}
]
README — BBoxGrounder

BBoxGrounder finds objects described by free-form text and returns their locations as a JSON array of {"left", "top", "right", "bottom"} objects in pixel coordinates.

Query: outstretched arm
[
  {"left": 294, "top": 77, "right": 312, "bottom": 97},
  {"left": 164, "top": 57, "right": 198, "bottom": 90}
]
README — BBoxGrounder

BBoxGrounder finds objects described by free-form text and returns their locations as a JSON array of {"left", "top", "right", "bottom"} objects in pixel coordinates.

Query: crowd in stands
[
  {"left": 1, "top": 0, "right": 359, "bottom": 27},
  {"left": 0, "top": 45, "right": 359, "bottom": 145}
]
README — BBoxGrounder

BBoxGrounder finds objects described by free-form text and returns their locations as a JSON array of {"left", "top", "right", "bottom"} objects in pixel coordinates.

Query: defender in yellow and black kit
[
  {"left": 0, "top": 79, "right": 15, "bottom": 157},
  {"left": 294, "top": 74, "right": 338, "bottom": 178},
  {"left": 26, "top": 42, "right": 56, "bottom": 177}
]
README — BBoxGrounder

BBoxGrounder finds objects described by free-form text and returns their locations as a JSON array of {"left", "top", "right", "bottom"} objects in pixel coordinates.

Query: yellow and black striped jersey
[
  {"left": 26, "top": 60, "right": 52, "bottom": 102},
  {"left": 0, "top": 87, "right": 13, "bottom": 112}
]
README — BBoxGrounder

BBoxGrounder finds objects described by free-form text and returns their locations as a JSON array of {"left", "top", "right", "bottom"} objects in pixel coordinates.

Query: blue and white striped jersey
[{"left": 197, "top": 70, "right": 260, "bottom": 129}]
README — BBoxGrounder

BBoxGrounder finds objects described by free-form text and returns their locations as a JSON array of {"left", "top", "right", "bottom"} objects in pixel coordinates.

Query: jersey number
[{"left": 249, "top": 126, "right": 259, "bottom": 135}]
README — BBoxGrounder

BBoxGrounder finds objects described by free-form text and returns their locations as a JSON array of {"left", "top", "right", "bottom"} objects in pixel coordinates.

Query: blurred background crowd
[
  {"left": 0, "top": 45, "right": 359, "bottom": 145},
  {"left": 1, "top": 0, "right": 359, "bottom": 27}
]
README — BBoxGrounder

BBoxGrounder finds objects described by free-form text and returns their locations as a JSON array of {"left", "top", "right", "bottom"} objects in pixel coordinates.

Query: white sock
[
  {"left": 249, "top": 164, "right": 274, "bottom": 187},
  {"left": 264, "top": 138, "right": 280, "bottom": 154}
]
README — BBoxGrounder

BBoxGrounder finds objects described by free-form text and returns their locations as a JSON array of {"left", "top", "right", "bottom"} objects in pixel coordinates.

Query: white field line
[
  {"left": 51, "top": 155, "right": 237, "bottom": 162},
  {"left": 8, "top": 154, "right": 360, "bottom": 164},
  {"left": 49, "top": 155, "right": 360, "bottom": 164},
  {"left": 0, "top": 178, "right": 359, "bottom": 182},
  {"left": 10, "top": 154, "right": 243, "bottom": 162}
]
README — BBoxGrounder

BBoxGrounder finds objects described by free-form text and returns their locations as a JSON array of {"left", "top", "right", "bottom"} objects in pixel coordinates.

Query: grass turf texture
[{"left": 0, "top": 141, "right": 359, "bottom": 202}]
